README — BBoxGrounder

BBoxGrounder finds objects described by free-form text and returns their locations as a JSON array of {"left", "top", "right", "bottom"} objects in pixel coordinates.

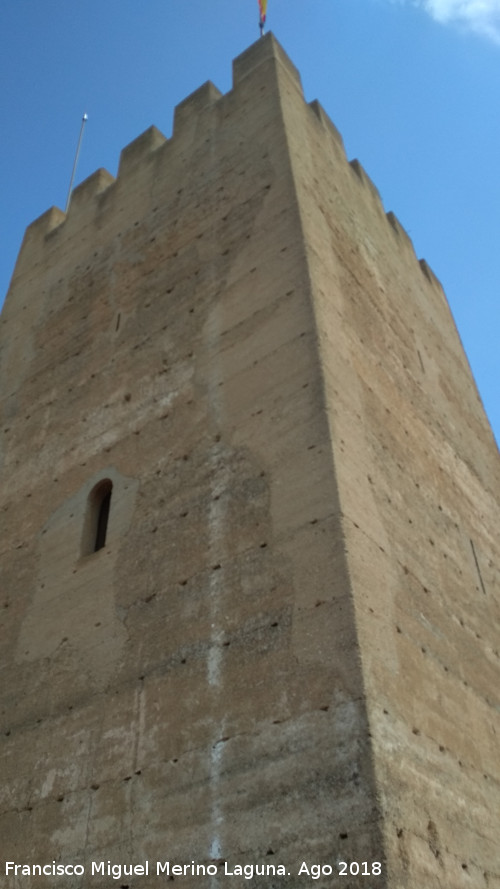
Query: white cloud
[{"left": 417, "top": 0, "right": 500, "bottom": 42}]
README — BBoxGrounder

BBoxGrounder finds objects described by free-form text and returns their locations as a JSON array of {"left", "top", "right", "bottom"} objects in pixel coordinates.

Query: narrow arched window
[
  {"left": 94, "top": 483, "right": 112, "bottom": 551},
  {"left": 82, "top": 479, "right": 113, "bottom": 555}
]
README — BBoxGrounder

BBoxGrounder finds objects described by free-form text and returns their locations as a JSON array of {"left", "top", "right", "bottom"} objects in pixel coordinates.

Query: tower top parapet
[{"left": 7, "top": 32, "right": 442, "bottom": 297}]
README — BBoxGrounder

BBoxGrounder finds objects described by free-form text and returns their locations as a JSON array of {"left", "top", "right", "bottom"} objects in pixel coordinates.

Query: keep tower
[{"left": 1, "top": 35, "right": 499, "bottom": 889}]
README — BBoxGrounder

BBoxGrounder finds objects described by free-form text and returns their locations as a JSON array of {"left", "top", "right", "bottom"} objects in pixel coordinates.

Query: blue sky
[{"left": 1, "top": 0, "right": 498, "bottom": 444}]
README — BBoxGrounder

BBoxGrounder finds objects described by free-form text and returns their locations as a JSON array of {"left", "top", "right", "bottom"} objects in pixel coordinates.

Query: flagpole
[
  {"left": 258, "top": 0, "right": 267, "bottom": 36},
  {"left": 65, "top": 113, "right": 88, "bottom": 214}
]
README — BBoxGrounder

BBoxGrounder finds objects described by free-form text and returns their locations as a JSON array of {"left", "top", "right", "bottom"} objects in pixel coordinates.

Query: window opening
[
  {"left": 94, "top": 486, "right": 112, "bottom": 551},
  {"left": 82, "top": 479, "right": 113, "bottom": 556}
]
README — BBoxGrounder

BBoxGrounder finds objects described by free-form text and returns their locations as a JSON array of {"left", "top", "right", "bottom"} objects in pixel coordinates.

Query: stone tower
[{"left": 1, "top": 35, "right": 499, "bottom": 889}]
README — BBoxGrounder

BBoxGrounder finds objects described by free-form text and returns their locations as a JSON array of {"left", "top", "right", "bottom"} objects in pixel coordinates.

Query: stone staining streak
[
  {"left": 204, "top": 273, "right": 230, "bottom": 864},
  {"left": 207, "top": 454, "right": 231, "bottom": 863},
  {"left": 0, "top": 32, "right": 499, "bottom": 889}
]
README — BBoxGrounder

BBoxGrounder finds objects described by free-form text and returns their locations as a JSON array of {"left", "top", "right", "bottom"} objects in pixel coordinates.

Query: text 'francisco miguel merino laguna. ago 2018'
[{"left": 4, "top": 860, "right": 384, "bottom": 879}]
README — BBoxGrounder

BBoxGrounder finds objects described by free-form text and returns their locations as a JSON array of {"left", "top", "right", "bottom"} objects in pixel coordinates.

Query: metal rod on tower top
[{"left": 65, "top": 113, "right": 88, "bottom": 214}]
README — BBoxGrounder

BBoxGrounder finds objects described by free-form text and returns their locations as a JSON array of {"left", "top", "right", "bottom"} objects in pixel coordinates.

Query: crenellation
[
  {"left": 24, "top": 205, "right": 66, "bottom": 239},
  {"left": 172, "top": 80, "right": 223, "bottom": 135},
  {"left": 68, "top": 167, "right": 116, "bottom": 215},
  {"left": 117, "top": 124, "right": 167, "bottom": 177},
  {"left": 349, "top": 158, "right": 385, "bottom": 214},
  {"left": 232, "top": 32, "right": 303, "bottom": 94},
  {"left": 308, "top": 99, "right": 346, "bottom": 157},
  {"left": 10, "top": 206, "right": 67, "bottom": 283},
  {"left": 419, "top": 258, "right": 444, "bottom": 292},
  {"left": 6, "top": 37, "right": 404, "bottom": 306},
  {"left": 386, "top": 209, "right": 416, "bottom": 254}
]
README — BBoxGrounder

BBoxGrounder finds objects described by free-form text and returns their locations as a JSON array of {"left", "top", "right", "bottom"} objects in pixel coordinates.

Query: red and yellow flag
[{"left": 258, "top": 0, "right": 267, "bottom": 24}]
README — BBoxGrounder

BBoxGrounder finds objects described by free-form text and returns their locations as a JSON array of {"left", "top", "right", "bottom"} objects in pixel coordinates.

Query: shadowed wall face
[
  {"left": 0, "top": 33, "right": 499, "bottom": 889},
  {"left": 280, "top": 62, "right": 500, "bottom": 887}
]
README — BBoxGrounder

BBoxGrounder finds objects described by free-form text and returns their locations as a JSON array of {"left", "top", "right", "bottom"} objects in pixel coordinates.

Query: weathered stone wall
[
  {"left": 279, "top": 59, "right": 500, "bottom": 887},
  {"left": 1, "top": 36, "right": 381, "bottom": 889},
  {"left": 0, "top": 33, "right": 498, "bottom": 889}
]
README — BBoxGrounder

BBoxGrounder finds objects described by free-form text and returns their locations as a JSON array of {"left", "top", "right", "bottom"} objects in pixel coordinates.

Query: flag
[{"left": 258, "top": 0, "right": 267, "bottom": 24}]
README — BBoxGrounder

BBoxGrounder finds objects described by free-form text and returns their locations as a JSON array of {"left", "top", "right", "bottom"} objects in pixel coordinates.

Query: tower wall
[
  {"left": 1, "top": 37, "right": 380, "bottom": 886},
  {"left": 0, "top": 34, "right": 498, "bottom": 889},
  {"left": 280, "top": 58, "right": 500, "bottom": 887}
]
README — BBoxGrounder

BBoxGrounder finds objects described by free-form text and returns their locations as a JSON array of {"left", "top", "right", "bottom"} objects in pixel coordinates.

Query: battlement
[
  {"left": 7, "top": 32, "right": 442, "bottom": 297},
  {"left": 117, "top": 125, "right": 167, "bottom": 176}
]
